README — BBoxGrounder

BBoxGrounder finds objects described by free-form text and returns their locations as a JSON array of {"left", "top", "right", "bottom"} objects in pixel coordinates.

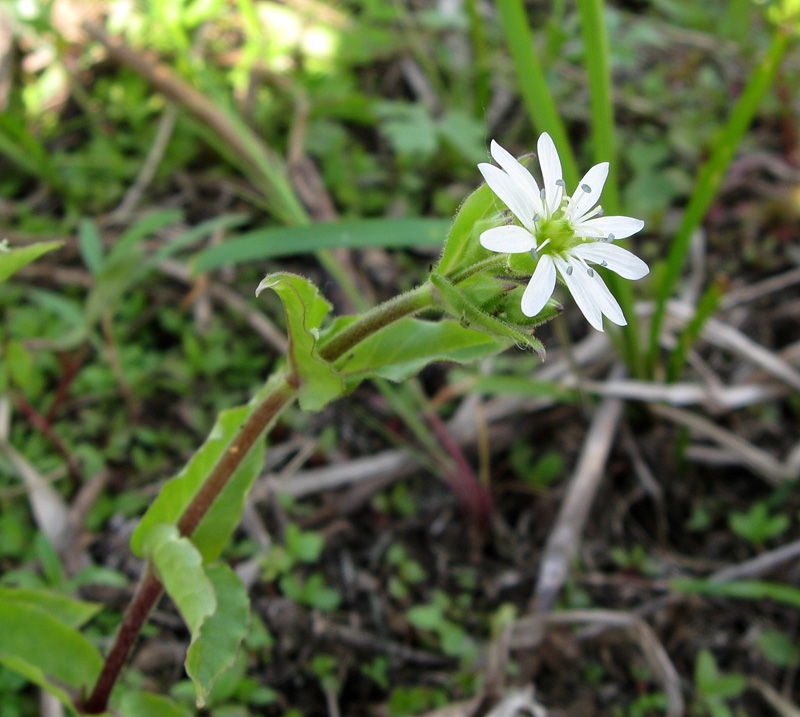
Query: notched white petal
[
  {"left": 569, "top": 162, "right": 609, "bottom": 221},
  {"left": 489, "top": 141, "right": 545, "bottom": 217},
  {"left": 554, "top": 256, "right": 604, "bottom": 331},
  {"left": 537, "top": 133, "right": 563, "bottom": 216},
  {"left": 579, "top": 215, "right": 644, "bottom": 239},
  {"left": 478, "top": 163, "right": 535, "bottom": 230},
  {"left": 586, "top": 271, "right": 626, "bottom": 326},
  {"left": 480, "top": 225, "right": 536, "bottom": 254},
  {"left": 573, "top": 242, "right": 650, "bottom": 280},
  {"left": 520, "top": 254, "right": 556, "bottom": 317}
]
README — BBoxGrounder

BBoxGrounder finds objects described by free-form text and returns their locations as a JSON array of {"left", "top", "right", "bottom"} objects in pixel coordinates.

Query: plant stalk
[{"left": 83, "top": 276, "right": 450, "bottom": 713}]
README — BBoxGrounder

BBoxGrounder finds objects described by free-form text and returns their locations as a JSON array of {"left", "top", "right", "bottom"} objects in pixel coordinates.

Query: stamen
[
  {"left": 587, "top": 268, "right": 594, "bottom": 277},
  {"left": 530, "top": 247, "right": 539, "bottom": 260},
  {"left": 601, "top": 260, "right": 608, "bottom": 267},
  {"left": 533, "top": 213, "right": 540, "bottom": 222},
  {"left": 555, "top": 179, "right": 565, "bottom": 187},
  {"left": 580, "top": 183, "right": 591, "bottom": 193},
  {"left": 565, "top": 265, "right": 573, "bottom": 276},
  {"left": 597, "top": 208, "right": 604, "bottom": 217},
  {"left": 607, "top": 233, "right": 615, "bottom": 242},
  {"left": 539, "top": 188, "right": 546, "bottom": 200}
]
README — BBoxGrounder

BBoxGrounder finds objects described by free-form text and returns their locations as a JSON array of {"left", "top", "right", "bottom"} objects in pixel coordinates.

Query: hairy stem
[{"left": 83, "top": 275, "right": 451, "bottom": 713}]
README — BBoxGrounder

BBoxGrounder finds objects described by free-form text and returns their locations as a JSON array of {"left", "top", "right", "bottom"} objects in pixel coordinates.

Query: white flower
[{"left": 478, "top": 134, "right": 649, "bottom": 332}]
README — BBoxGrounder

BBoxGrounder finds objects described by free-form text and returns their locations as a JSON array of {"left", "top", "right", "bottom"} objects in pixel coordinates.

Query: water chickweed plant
[{"left": 2, "top": 1, "right": 800, "bottom": 715}]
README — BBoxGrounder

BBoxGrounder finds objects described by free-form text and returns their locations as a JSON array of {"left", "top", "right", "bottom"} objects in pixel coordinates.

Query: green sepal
[
  {"left": 256, "top": 272, "right": 344, "bottom": 411},
  {"left": 436, "top": 183, "right": 498, "bottom": 276},
  {"left": 430, "top": 273, "right": 545, "bottom": 357}
]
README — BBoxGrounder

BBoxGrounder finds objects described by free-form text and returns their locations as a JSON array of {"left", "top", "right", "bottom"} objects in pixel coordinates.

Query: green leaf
[
  {"left": 118, "top": 690, "right": 192, "bottom": 717},
  {"left": 0, "top": 241, "right": 62, "bottom": 283},
  {"left": 256, "top": 273, "right": 344, "bottom": 411},
  {"left": 672, "top": 578, "right": 800, "bottom": 608},
  {"left": 192, "top": 218, "right": 449, "bottom": 273},
  {"left": 84, "top": 210, "right": 183, "bottom": 326},
  {"left": 0, "top": 599, "right": 103, "bottom": 712},
  {"left": 436, "top": 183, "right": 496, "bottom": 276},
  {"left": 186, "top": 564, "right": 250, "bottom": 707},
  {"left": 130, "top": 396, "right": 267, "bottom": 563},
  {"left": 78, "top": 218, "right": 105, "bottom": 275},
  {"left": 430, "top": 273, "right": 544, "bottom": 356},
  {"left": 141, "top": 524, "right": 216, "bottom": 640},
  {"left": 0, "top": 586, "right": 100, "bottom": 628},
  {"left": 334, "top": 316, "right": 509, "bottom": 383}
]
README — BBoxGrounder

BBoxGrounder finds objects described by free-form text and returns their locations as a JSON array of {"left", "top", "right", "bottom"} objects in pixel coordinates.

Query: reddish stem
[
  {"left": 14, "top": 393, "right": 83, "bottom": 491},
  {"left": 82, "top": 379, "right": 296, "bottom": 714}
]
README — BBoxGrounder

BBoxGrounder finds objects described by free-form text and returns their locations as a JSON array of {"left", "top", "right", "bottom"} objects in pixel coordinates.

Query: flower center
[{"left": 534, "top": 211, "right": 580, "bottom": 254}]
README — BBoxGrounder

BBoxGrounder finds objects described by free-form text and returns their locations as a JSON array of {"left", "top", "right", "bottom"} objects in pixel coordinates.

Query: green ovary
[{"left": 535, "top": 215, "right": 580, "bottom": 253}]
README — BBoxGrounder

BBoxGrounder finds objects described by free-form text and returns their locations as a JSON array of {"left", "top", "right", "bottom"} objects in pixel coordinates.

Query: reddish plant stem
[
  {"left": 83, "top": 281, "right": 439, "bottom": 713},
  {"left": 45, "top": 345, "right": 89, "bottom": 423},
  {"left": 82, "top": 378, "right": 297, "bottom": 714},
  {"left": 82, "top": 565, "right": 163, "bottom": 714},
  {"left": 14, "top": 393, "right": 83, "bottom": 491}
]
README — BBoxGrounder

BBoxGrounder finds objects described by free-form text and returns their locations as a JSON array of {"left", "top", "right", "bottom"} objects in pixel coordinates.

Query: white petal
[
  {"left": 480, "top": 225, "right": 536, "bottom": 254},
  {"left": 579, "top": 215, "right": 644, "bottom": 239},
  {"left": 586, "top": 270, "right": 626, "bottom": 326},
  {"left": 554, "top": 255, "right": 604, "bottom": 331},
  {"left": 537, "top": 133, "right": 563, "bottom": 216},
  {"left": 572, "top": 242, "right": 650, "bottom": 280},
  {"left": 520, "top": 254, "right": 556, "bottom": 317},
  {"left": 568, "top": 162, "right": 608, "bottom": 221},
  {"left": 490, "top": 141, "right": 545, "bottom": 217},
  {"left": 478, "top": 163, "right": 535, "bottom": 230}
]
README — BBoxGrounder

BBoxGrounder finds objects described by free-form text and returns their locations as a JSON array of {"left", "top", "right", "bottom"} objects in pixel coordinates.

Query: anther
[
  {"left": 607, "top": 233, "right": 615, "bottom": 242},
  {"left": 566, "top": 265, "right": 573, "bottom": 276},
  {"left": 555, "top": 179, "right": 565, "bottom": 187},
  {"left": 533, "top": 213, "right": 540, "bottom": 222},
  {"left": 530, "top": 247, "right": 539, "bottom": 260},
  {"left": 539, "top": 188, "right": 546, "bottom": 200},
  {"left": 580, "top": 183, "right": 591, "bottom": 193},
  {"left": 601, "top": 260, "right": 608, "bottom": 267},
  {"left": 587, "top": 268, "right": 594, "bottom": 277}
]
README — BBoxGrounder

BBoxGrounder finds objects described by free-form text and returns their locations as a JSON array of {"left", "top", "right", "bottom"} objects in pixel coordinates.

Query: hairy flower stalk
[{"left": 478, "top": 134, "right": 649, "bottom": 331}]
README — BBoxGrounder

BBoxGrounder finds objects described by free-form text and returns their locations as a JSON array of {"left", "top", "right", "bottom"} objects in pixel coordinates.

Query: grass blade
[
  {"left": 192, "top": 218, "right": 450, "bottom": 274},
  {"left": 494, "top": 0, "right": 579, "bottom": 187},
  {"left": 648, "top": 28, "right": 792, "bottom": 371}
]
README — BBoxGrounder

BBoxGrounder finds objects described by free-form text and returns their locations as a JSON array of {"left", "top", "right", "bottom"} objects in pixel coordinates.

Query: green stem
[
  {"left": 82, "top": 275, "right": 460, "bottom": 712},
  {"left": 318, "top": 283, "right": 435, "bottom": 363}
]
